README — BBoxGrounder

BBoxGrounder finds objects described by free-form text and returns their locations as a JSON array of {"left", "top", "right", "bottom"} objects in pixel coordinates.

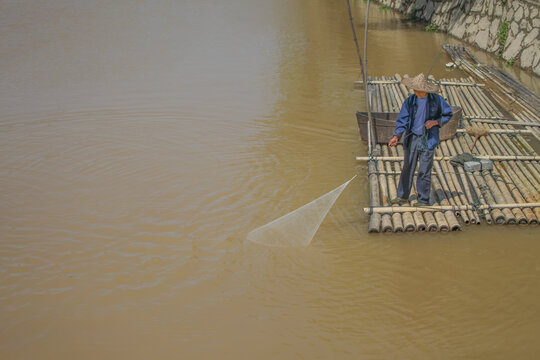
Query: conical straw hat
[{"left": 401, "top": 73, "right": 440, "bottom": 93}]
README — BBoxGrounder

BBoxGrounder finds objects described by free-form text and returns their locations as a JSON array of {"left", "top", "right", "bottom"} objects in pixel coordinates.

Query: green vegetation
[
  {"left": 504, "top": 57, "right": 515, "bottom": 67},
  {"left": 500, "top": 0, "right": 507, "bottom": 5},
  {"left": 497, "top": 21, "right": 509, "bottom": 59},
  {"left": 407, "top": 8, "right": 417, "bottom": 22},
  {"left": 379, "top": 4, "right": 390, "bottom": 11},
  {"left": 425, "top": 23, "right": 438, "bottom": 32}
]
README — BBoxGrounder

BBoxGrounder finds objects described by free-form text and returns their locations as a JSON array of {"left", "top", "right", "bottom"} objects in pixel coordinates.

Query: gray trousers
[{"left": 397, "top": 134, "right": 434, "bottom": 204}]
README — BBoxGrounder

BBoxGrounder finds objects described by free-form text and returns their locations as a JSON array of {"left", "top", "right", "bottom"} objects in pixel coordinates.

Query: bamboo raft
[
  {"left": 356, "top": 74, "right": 540, "bottom": 233},
  {"left": 444, "top": 45, "right": 540, "bottom": 142}
]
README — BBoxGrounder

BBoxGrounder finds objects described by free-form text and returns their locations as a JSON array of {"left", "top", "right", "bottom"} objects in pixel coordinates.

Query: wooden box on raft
[{"left": 356, "top": 106, "right": 462, "bottom": 144}]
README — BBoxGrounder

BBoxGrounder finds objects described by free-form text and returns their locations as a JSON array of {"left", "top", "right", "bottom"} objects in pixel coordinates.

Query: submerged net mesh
[{"left": 247, "top": 175, "right": 356, "bottom": 247}]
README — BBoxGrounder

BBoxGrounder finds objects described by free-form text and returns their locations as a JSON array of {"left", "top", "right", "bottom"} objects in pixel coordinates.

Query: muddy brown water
[{"left": 1, "top": 1, "right": 539, "bottom": 358}]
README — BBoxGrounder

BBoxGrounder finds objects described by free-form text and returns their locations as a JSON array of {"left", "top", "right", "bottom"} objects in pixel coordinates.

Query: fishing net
[{"left": 247, "top": 175, "right": 356, "bottom": 247}]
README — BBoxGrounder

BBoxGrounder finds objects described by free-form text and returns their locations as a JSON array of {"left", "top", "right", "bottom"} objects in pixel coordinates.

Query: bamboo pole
[
  {"left": 467, "top": 119, "right": 540, "bottom": 127},
  {"left": 522, "top": 161, "right": 540, "bottom": 189},
  {"left": 382, "top": 146, "right": 404, "bottom": 232},
  {"left": 482, "top": 170, "right": 524, "bottom": 224},
  {"left": 514, "top": 113, "right": 540, "bottom": 142},
  {"left": 489, "top": 129, "right": 534, "bottom": 223},
  {"left": 393, "top": 74, "right": 408, "bottom": 99},
  {"left": 443, "top": 140, "right": 482, "bottom": 224},
  {"left": 455, "top": 92, "right": 507, "bottom": 223},
  {"left": 453, "top": 47, "right": 487, "bottom": 79},
  {"left": 368, "top": 159, "right": 382, "bottom": 233},
  {"left": 354, "top": 80, "right": 485, "bottom": 87},
  {"left": 492, "top": 129, "right": 540, "bottom": 191},
  {"left": 395, "top": 146, "right": 431, "bottom": 231},
  {"left": 379, "top": 83, "right": 415, "bottom": 230},
  {"left": 452, "top": 78, "right": 481, "bottom": 117},
  {"left": 488, "top": 124, "right": 540, "bottom": 183},
  {"left": 363, "top": 203, "right": 540, "bottom": 214},
  {"left": 460, "top": 125, "right": 515, "bottom": 223},
  {"left": 445, "top": 82, "right": 462, "bottom": 111},
  {"left": 463, "top": 91, "right": 531, "bottom": 225},
  {"left": 452, "top": 78, "right": 477, "bottom": 117},
  {"left": 493, "top": 162, "right": 538, "bottom": 224},
  {"left": 446, "top": 84, "right": 469, "bottom": 123},
  {"left": 499, "top": 161, "right": 540, "bottom": 221},
  {"left": 390, "top": 146, "right": 417, "bottom": 232},
  {"left": 375, "top": 145, "right": 394, "bottom": 232},
  {"left": 506, "top": 121, "right": 537, "bottom": 154},
  {"left": 454, "top": 75, "right": 539, "bottom": 202},
  {"left": 391, "top": 77, "right": 405, "bottom": 109},
  {"left": 383, "top": 77, "right": 399, "bottom": 112},
  {"left": 468, "top": 76, "right": 505, "bottom": 118},
  {"left": 372, "top": 81, "right": 382, "bottom": 112},
  {"left": 421, "top": 205, "right": 439, "bottom": 231},
  {"left": 472, "top": 170, "right": 505, "bottom": 223},
  {"left": 456, "top": 129, "right": 532, "bottom": 134},
  {"left": 395, "top": 74, "right": 412, "bottom": 97},
  {"left": 502, "top": 161, "right": 540, "bottom": 198},
  {"left": 474, "top": 169, "right": 510, "bottom": 224},
  {"left": 356, "top": 155, "right": 540, "bottom": 161},
  {"left": 490, "top": 125, "right": 528, "bottom": 156},
  {"left": 379, "top": 79, "right": 391, "bottom": 113},
  {"left": 487, "top": 134, "right": 540, "bottom": 195},
  {"left": 452, "top": 136, "right": 498, "bottom": 223},
  {"left": 393, "top": 141, "right": 449, "bottom": 231},
  {"left": 465, "top": 116, "right": 506, "bottom": 120},
  {"left": 435, "top": 146, "right": 473, "bottom": 224},
  {"left": 389, "top": 76, "right": 406, "bottom": 109},
  {"left": 473, "top": 89, "right": 540, "bottom": 176},
  {"left": 463, "top": 81, "right": 496, "bottom": 118},
  {"left": 346, "top": 0, "right": 374, "bottom": 154},
  {"left": 430, "top": 163, "right": 462, "bottom": 231}
]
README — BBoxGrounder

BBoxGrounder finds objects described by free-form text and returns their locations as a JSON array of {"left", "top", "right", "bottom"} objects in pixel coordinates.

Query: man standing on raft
[{"left": 388, "top": 73, "right": 453, "bottom": 207}]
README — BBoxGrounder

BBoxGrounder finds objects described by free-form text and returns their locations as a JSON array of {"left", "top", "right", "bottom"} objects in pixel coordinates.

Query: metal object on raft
[
  {"left": 464, "top": 161, "right": 481, "bottom": 172},
  {"left": 356, "top": 106, "right": 462, "bottom": 144},
  {"left": 480, "top": 159, "right": 493, "bottom": 171}
]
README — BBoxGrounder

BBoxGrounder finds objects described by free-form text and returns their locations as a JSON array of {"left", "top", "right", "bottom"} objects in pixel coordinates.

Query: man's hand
[
  {"left": 425, "top": 120, "right": 439, "bottom": 129},
  {"left": 388, "top": 136, "right": 398, "bottom": 147}
]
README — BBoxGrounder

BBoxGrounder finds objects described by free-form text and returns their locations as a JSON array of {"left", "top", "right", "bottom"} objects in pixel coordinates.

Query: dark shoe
[
  {"left": 413, "top": 201, "right": 429, "bottom": 207},
  {"left": 389, "top": 197, "right": 407, "bottom": 205}
]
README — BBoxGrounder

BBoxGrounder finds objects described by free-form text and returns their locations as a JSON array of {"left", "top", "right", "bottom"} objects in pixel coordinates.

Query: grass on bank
[{"left": 425, "top": 23, "right": 438, "bottom": 32}]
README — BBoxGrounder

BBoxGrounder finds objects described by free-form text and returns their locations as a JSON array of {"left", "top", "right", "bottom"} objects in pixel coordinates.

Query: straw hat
[{"left": 401, "top": 73, "right": 440, "bottom": 93}]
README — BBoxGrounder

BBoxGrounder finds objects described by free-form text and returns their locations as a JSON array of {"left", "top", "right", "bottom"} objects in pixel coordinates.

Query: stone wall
[{"left": 373, "top": 0, "right": 540, "bottom": 76}]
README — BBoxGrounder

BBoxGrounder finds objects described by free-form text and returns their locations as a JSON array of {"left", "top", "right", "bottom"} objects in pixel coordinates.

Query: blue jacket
[{"left": 393, "top": 93, "right": 453, "bottom": 150}]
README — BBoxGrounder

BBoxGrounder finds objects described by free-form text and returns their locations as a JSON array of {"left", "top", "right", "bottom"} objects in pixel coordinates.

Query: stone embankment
[{"left": 373, "top": 0, "right": 540, "bottom": 76}]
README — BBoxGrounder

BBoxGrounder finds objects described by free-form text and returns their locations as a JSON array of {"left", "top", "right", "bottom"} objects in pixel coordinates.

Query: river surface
[{"left": 1, "top": 0, "right": 539, "bottom": 358}]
